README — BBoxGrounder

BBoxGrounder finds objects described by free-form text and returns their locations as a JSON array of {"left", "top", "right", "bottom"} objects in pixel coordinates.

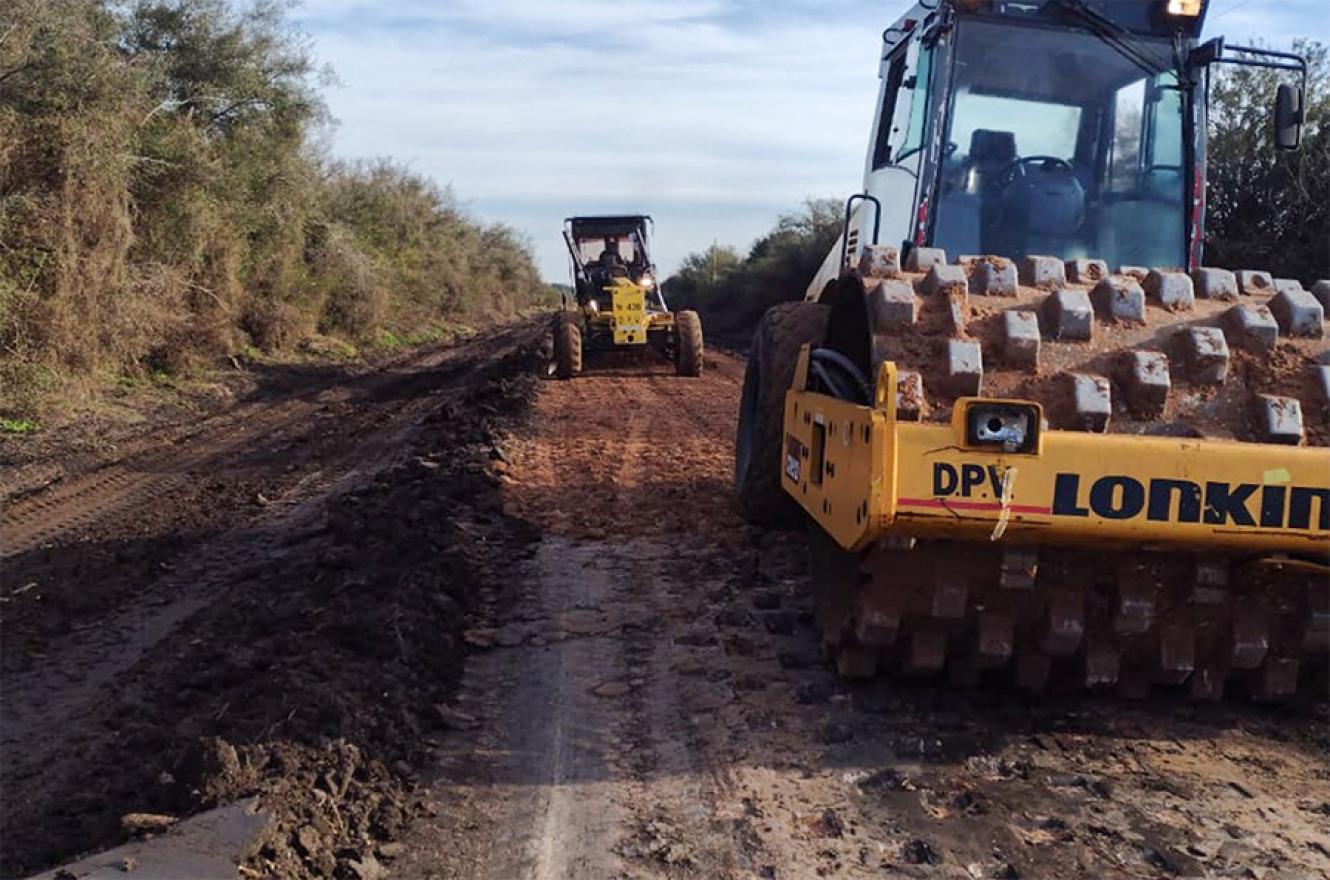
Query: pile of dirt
[{"left": 0, "top": 334, "right": 545, "bottom": 877}]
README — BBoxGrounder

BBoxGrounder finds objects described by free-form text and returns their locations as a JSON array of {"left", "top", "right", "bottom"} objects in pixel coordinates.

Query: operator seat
[
  {"left": 936, "top": 130, "right": 1014, "bottom": 257},
  {"left": 970, "top": 129, "right": 1017, "bottom": 253},
  {"left": 968, "top": 129, "right": 1016, "bottom": 192},
  {"left": 590, "top": 248, "right": 628, "bottom": 295}
]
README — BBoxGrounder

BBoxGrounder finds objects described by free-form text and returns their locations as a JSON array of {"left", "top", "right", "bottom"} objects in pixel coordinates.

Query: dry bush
[
  {"left": 310, "top": 223, "right": 385, "bottom": 339},
  {"left": 241, "top": 297, "right": 313, "bottom": 353},
  {"left": 0, "top": 0, "right": 551, "bottom": 419}
]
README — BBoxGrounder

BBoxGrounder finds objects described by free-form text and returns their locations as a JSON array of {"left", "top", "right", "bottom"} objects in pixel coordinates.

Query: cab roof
[{"left": 565, "top": 215, "right": 652, "bottom": 239}]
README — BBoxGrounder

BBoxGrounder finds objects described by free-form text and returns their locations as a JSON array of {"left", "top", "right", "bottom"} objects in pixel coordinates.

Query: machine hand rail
[
  {"left": 1208, "top": 41, "right": 1308, "bottom": 91},
  {"left": 840, "top": 193, "right": 882, "bottom": 270}
]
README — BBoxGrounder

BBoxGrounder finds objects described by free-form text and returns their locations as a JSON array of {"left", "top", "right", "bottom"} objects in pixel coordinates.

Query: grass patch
[
  {"left": 298, "top": 336, "right": 359, "bottom": 361},
  {"left": 1, "top": 418, "right": 39, "bottom": 435},
  {"left": 399, "top": 323, "right": 472, "bottom": 347},
  {"left": 371, "top": 329, "right": 405, "bottom": 350},
  {"left": 236, "top": 345, "right": 265, "bottom": 364}
]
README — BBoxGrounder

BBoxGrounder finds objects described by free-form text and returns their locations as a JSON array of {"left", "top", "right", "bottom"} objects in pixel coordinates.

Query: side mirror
[{"left": 1275, "top": 83, "right": 1303, "bottom": 152}]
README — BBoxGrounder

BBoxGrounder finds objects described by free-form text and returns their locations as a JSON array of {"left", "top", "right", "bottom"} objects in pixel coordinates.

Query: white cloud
[
  {"left": 300, "top": 1, "right": 879, "bottom": 276},
  {"left": 299, "top": 0, "right": 1330, "bottom": 280}
]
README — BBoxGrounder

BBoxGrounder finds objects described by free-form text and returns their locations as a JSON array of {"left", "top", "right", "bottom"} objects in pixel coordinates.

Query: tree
[
  {"left": 1205, "top": 40, "right": 1329, "bottom": 281},
  {"left": 679, "top": 244, "right": 744, "bottom": 286},
  {"left": 664, "top": 198, "right": 842, "bottom": 335},
  {"left": 664, "top": 244, "right": 743, "bottom": 313}
]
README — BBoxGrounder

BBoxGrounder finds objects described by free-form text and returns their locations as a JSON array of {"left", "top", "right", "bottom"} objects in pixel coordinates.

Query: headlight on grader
[{"left": 639, "top": 273, "right": 655, "bottom": 290}]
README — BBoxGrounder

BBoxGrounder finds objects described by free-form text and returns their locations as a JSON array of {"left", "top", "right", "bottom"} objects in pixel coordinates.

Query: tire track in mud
[
  {"left": 0, "top": 475, "right": 356, "bottom": 807},
  {"left": 1, "top": 397, "right": 342, "bottom": 767},
  {"left": 397, "top": 359, "right": 769, "bottom": 879},
  {"left": 0, "top": 384, "right": 308, "bottom": 553},
  {"left": 1, "top": 320, "right": 552, "bottom": 876},
  {"left": 529, "top": 384, "right": 647, "bottom": 880},
  {"left": 0, "top": 329, "right": 538, "bottom": 677},
  {"left": 616, "top": 362, "right": 772, "bottom": 876},
  {"left": 400, "top": 351, "right": 1330, "bottom": 880},
  {"left": 2, "top": 399, "right": 321, "bottom": 559},
  {"left": 0, "top": 334, "right": 499, "bottom": 560}
]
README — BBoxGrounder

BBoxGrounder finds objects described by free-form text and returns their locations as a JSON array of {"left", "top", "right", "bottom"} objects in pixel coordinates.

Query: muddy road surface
[
  {"left": 1, "top": 324, "right": 545, "bottom": 877},
  {"left": 3, "top": 320, "right": 1328, "bottom": 879}
]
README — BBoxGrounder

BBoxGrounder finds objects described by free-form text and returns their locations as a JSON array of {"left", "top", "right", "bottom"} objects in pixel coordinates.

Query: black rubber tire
[
  {"left": 674, "top": 310, "right": 704, "bottom": 377},
  {"left": 553, "top": 312, "right": 582, "bottom": 379},
  {"left": 734, "top": 301, "right": 829, "bottom": 525}
]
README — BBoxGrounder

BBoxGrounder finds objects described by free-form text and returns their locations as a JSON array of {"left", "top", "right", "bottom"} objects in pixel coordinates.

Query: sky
[{"left": 295, "top": 0, "right": 1329, "bottom": 281}]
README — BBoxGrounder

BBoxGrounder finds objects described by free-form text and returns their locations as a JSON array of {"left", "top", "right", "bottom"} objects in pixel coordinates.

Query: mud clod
[
  {"left": 812, "top": 808, "right": 845, "bottom": 838},
  {"left": 120, "top": 814, "right": 177, "bottom": 835},
  {"left": 903, "top": 839, "right": 941, "bottom": 865}
]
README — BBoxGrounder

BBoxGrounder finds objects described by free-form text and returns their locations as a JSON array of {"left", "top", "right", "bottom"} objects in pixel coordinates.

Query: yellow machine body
[
  {"left": 582, "top": 278, "right": 673, "bottom": 346},
  {"left": 782, "top": 348, "right": 1330, "bottom": 557}
]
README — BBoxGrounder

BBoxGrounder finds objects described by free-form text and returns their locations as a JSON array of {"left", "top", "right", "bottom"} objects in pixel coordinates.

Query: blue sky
[{"left": 296, "top": 1, "right": 1329, "bottom": 281}]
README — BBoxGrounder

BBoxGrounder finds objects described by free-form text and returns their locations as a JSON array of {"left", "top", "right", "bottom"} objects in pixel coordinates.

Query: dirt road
[
  {"left": 3, "top": 321, "right": 1328, "bottom": 879},
  {"left": 395, "top": 347, "right": 1328, "bottom": 879}
]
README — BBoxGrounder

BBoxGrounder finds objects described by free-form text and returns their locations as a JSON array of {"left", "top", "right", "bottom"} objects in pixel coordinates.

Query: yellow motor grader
[
  {"left": 554, "top": 215, "right": 703, "bottom": 379},
  {"left": 735, "top": 0, "right": 1329, "bottom": 700}
]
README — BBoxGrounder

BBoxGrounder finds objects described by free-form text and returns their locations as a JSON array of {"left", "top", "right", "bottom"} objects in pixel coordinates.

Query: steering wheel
[
  {"left": 993, "top": 155, "right": 1076, "bottom": 191},
  {"left": 993, "top": 156, "right": 1086, "bottom": 235}
]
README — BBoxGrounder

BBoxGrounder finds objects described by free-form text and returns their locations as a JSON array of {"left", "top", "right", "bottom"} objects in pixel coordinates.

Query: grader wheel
[
  {"left": 674, "top": 310, "right": 704, "bottom": 377},
  {"left": 553, "top": 311, "right": 582, "bottom": 379}
]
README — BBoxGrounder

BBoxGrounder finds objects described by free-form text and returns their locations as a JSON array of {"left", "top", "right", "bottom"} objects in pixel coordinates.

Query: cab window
[
  {"left": 872, "top": 54, "right": 907, "bottom": 169},
  {"left": 871, "top": 39, "right": 933, "bottom": 170},
  {"left": 896, "top": 44, "right": 934, "bottom": 162}
]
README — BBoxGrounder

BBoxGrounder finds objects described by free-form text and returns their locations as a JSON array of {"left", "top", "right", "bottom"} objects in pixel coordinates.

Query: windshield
[
  {"left": 932, "top": 18, "right": 1187, "bottom": 269},
  {"left": 576, "top": 236, "right": 640, "bottom": 266}
]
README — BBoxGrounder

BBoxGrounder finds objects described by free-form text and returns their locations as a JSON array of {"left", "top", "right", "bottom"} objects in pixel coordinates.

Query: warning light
[{"left": 1166, "top": 0, "right": 1203, "bottom": 17}]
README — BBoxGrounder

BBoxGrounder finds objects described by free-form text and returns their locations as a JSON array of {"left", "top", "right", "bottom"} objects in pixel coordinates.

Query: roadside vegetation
[
  {"left": 667, "top": 40, "right": 1327, "bottom": 342},
  {"left": 1206, "top": 39, "right": 1328, "bottom": 282},
  {"left": 663, "top": 198, "right": 841, "bottom": 339},
  {"left": 0, "top": 0, "right": 552, "bottom": 420}
]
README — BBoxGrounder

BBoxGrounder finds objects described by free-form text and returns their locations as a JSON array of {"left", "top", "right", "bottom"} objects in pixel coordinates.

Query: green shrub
[{"left": 664, "top": 199, "right": 842, "bottom": 338}]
